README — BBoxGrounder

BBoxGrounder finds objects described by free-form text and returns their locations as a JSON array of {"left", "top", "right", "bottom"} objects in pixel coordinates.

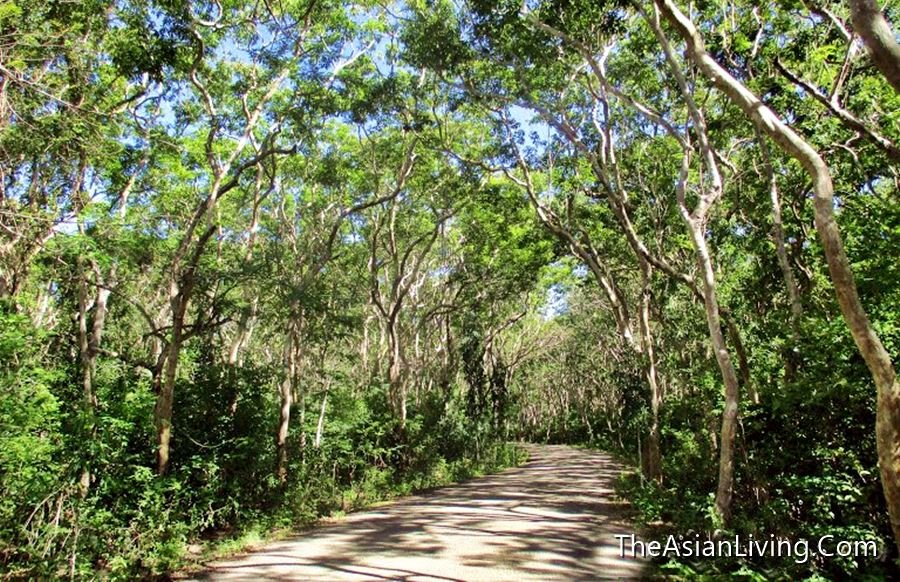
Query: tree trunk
[
  {"left": 638, "top": 259, "right": 663, "bottom": 483},
  {"left": 691, "top": 225, "right": 741, "bottom": 523},
  {"left": 76, "top": 260, "right": 95, "bottom": 494},
  {"left": 154, "top": 224, "right": 209, "bottom": 475},
  {"left": 656, "top": 0, "right": 900, "bottom": 550},
  {"left": 228, "top": 178, "right": 263, "bottom": 368},
  {"left": 276, "top": 327, "right": 297, "bottom": 483},
  {"left": 361, "top": 315, "right": 372, "bottom": 375},
  {"left": 387, "top": 321, "right": 407, "bottom": 427},
  {"left": 758, "top": 131, "right": 803, "bottom": 383},
  {"left": 155, "top": 280, "right": 188, "bottom": 475},
  {"left": 314, "top": 388, "right": 328, "bottom": 449},
  {"left": 848, "top": 0, "right": 900, "bottom": 92},
  {"left": 642, "top": 4, "right": 743, "bottom": 520},
  {"left": 227, "top": 296, "right": 257, "bottom": 367}
]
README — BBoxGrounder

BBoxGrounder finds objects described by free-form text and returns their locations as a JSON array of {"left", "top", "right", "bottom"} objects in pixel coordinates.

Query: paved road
[{"left": 195, "top": 444, "right": 646, "bottom": 581}]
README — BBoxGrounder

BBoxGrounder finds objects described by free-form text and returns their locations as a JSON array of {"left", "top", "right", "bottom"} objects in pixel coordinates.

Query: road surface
[{"left": 195, "top": 444, "right": 646, "bottom": 581}]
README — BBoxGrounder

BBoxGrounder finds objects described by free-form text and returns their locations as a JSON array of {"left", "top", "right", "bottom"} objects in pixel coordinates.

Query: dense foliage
[{"left": 1, "top": 0, "right": 899, "bottom": 579}]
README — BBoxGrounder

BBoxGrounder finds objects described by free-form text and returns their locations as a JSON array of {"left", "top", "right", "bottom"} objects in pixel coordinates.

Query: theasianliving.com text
[{"left": 615, "top": 534, "right": 879, "bottom": 565}]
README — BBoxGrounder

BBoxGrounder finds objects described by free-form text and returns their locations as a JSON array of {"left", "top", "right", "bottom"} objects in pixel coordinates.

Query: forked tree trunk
[{"left": 153, "top": 224, "right": 212, "bottom": 475}]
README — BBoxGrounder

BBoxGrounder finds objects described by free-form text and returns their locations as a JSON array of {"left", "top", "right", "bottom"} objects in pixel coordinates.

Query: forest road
[{"left": 192, "top": 444, "right": 646, "bottom": 581}]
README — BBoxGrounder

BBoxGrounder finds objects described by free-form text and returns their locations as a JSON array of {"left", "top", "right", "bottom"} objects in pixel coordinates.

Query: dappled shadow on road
[{"left": 195, "top": 445, "right": 646, "bottom": 581}]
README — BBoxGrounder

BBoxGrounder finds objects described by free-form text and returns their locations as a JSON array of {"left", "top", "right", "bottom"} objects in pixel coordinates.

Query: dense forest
[{"left": 1, "top": 0, "right": 898, "bottom": 578}]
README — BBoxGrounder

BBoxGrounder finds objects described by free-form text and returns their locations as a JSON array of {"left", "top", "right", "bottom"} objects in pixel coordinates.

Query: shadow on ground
[{"left": 192, "top": 444, "right": 646, "bottom": 581}]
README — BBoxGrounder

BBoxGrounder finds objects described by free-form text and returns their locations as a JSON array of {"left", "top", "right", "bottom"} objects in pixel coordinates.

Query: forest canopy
[{"left": 0, "top": 0, "right": 898, "bottom": 578}]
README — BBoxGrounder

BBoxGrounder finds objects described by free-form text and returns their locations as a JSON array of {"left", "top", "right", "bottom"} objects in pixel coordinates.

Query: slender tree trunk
[
  {"left": 227, "top": 296, "right": 258, "bottom": 367},
  {"left": 276, "top": 326, "right": 297, "bottom": 483},
  {"left": 638, "top": 259, "right": 663, "bottom": 483},
  {"left": 758, "top": 131, "right": 803, "bottom": 383},
  {"left": 314, "top": 388, "right": 328, "bottom": 449},
  {"left": 582, "top": 408, "right": 596, "bottom": 443},
  {"left": 361, "top": 315, "right": 372, "bottom": 375},
  {"left": 155, "top": 281, "right": 188, "bottom": 475},
  {"left": 688, "top": 224, "right": 742, "bottom": 523},
  {"left": 726, "top": 318, "right": 753, "bottom": 401},
  {"left": 759, "top": 133, "right": 803, "bottom": 328},
  {"left": 656, "top": 0, "right": 900, "bottom": 548},
  {"left": 387, "top": 321, "right": 407, "bottom": 427},
  {"left": 299, "top": 390, "right": 307, "bottom": 462},
  {"left": 84, "top": 270, "right": 113, "bottom": 476},
  {"left": 228, "top": 174, "right": 265, "bottom": 368},
  {"left": 569, "top": 243, "right": 637, "bottom": 350},
  {"left": 76, "top": 260, "right": 95, "bottom": 495},
  {"left": 33, "top": 280, "right": 53, "bottom": 329}
]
